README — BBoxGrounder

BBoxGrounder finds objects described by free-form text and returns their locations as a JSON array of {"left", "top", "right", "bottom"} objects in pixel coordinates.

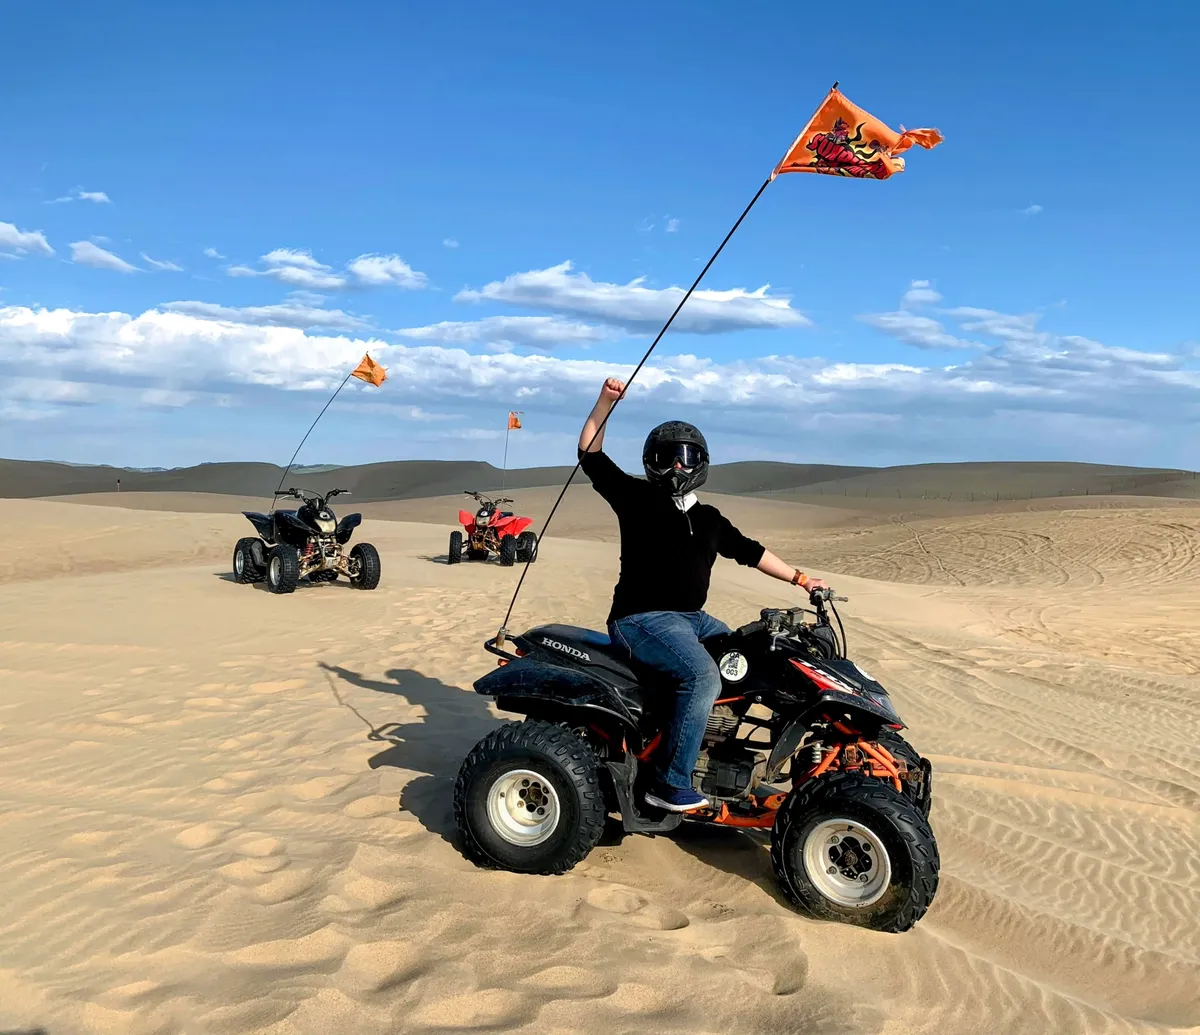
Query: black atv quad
[{"left": 232, "top": 487, "right": 381, "bottom": 594}]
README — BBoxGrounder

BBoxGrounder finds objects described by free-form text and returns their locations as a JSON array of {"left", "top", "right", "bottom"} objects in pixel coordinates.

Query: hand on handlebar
[{"left": 809, "top": 585, "right": 849, "bottom": 603}]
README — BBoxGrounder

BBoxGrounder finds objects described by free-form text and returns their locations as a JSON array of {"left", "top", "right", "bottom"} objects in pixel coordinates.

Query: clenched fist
[{"left": 599, "top": 377, "right": 626, "bottom": 403}]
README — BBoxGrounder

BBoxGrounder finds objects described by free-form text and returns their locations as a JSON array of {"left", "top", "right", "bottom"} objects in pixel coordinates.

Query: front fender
[
  {"left": 335, "top": 512, "right": 362, "bottom": 544},
  {"left": 765, "top": 719, "right": 809, "bottom": 781},
  {"left": 474, "top": 656, "right": 639, "bottom": 732}
]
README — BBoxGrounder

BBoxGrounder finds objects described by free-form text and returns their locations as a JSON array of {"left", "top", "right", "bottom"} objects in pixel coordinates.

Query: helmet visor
[{"left": 649, "top": 442, "right": 705, "bottom": 472}]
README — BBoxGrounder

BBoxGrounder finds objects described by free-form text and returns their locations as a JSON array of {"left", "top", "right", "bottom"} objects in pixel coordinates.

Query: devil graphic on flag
[{"left": 773, "top": 86, "right": 943, "bottom": 180}]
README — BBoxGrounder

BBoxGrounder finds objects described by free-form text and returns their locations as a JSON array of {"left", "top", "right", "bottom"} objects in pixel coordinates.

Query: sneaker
[{"left": 644, "top": 785, "right": 710, "bottom": 813}]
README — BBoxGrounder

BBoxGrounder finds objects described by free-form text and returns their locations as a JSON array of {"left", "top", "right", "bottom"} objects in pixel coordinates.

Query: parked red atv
[{"left": 448, "top": 491, "right": 538, "bottom": 567}]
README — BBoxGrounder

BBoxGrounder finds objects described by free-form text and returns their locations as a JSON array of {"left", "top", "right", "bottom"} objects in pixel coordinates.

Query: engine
[
  {"left": 693, "top": 746, "right": 764, "bottom": 800},
  {"left": 703, "top": 704, "right": 739, "bottom": 741}
]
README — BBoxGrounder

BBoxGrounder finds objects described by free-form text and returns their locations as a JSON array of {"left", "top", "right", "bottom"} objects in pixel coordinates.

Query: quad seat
[{"left": 520, "top": 623, "right": 654, "bottom": 721}]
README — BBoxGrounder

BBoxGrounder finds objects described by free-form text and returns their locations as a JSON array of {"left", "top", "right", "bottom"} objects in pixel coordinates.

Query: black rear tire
[
  {"left": 265, "top": 544, "right": 300, "bottom": 594},
  {"left": 233, "top": 537, "right": 264, "bottom": 584},
  {"left": 516, "top": 531, "right": 538, "bottom": 563},
  {"left": 454, "top": 720, "right": 606, "bottom": 875},
  {"left": 349, "top": 543, "right": 381, "bottom": 589},
  {"left": 498, "top": 534, "right": 517, "bottom": 567},
  {"left": 309, "top": 570, "right": 338, "bottom": 583},
  {"left": 771, "top": 773, "right": 939, "bottom": 933},
  {"left": 448, "top": 531, "right": 463, "bottom": 564},
  {"left": 467, "top": 545, "right": 489, "bottom": 561}
]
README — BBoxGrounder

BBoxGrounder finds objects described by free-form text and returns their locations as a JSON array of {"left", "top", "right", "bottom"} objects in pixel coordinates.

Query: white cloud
[
  {"left": 69, "top": 240, "right": 137, "bottom": 273},
  {"left": 399, "top": 315, "right": 607, "bottom": 350},
  {"left": 455, "top": 261, "right": 809, "bottom": 334},
  {"left": 2, "top": 300, "right": 1193, "bottom": 462},
  {"left": 141, "top": 253, "right": 184, "bottom": 272},
  {"left": 227, "top": 248, "right": 428, "bottom": 292},
  {"left": 263, "top": 248, "right": 328, "bottom": 271},
  {"left": 347, "top": 253, "right": 428, "bottom": 289},
  {"left": 1021, "top": 204, "right": 1044, "bottom": 216},
  {"left": 228, "top": 256, "right": 347, "bottom": 291},
  {"left": 203, "top": 247, "right": 226, "bottom": 259},
  {"left": 162, "top": 300, "right": 371, "bottom": 332},
  {"left": 666, "top": 218, "right": 680, "bottom": 234},
  {"left": 47, "top": 188, "right": 112, "bottom": 205},
  {"left": 901, "top": 279, "right": 942, "bottom": 306},
  {"left": 859, "top": 311, "right": 974, "bottom": 350},
  {"left": 0, "top": 221, "right": 54, "bottom": 257},
  {"left": 443, "top": 238, "right": 459, "bottom": 249}
]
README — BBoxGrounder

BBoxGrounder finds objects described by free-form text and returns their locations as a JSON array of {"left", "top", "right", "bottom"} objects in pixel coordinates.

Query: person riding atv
[{"left": 579, "top": 376, "right": 829, "bottom": 812}]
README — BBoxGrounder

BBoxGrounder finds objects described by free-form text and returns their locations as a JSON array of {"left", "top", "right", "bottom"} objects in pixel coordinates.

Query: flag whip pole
[
  {"left": 500, "top": 414, "right": 513, "bottom": 492},
  {"left": 271, "top": 365, "right": 358, "bottom": 501},
  {"left": 494, "top": 174, "right": 775, "bottom": 645}
]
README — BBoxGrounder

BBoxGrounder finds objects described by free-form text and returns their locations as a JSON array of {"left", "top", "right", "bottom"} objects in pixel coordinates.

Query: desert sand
[{"left": 1, "top": 491, "right": 1197, "bottom": 1034}]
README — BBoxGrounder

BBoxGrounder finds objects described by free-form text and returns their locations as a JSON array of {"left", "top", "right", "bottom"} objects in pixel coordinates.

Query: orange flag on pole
[
  {"left": 507, "top": 411, "right": 522, "bottom": 430},
  {"left": 351, "top": 353, "right": 387, "bottom": 387},
  {"left": 773, "top": 86, "right": 943, "bottom": 181}
]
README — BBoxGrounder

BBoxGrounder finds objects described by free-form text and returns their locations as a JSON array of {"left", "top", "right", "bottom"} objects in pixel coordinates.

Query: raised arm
[{"left": 579, "top": 377, "right": 626, "bottom": 453}]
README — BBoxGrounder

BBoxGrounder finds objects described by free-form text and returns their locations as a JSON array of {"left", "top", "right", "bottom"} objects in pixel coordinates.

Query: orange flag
[
  {"left": 350, "top": 353, "right": 387, "bottom": 387},
  {"left": 507, "top": 411, "right": 522, "bottom": 430},
  {"left": 773, "top": 87, "right": 943, "bottom": 181}
]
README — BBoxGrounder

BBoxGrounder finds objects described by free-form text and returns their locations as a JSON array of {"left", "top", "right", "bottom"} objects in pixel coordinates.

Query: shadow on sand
[
  {"left": 319, "top": 663, "right": 501, "bottom": 840},
  {"left": 214, "top": 572, "right": 356, "bottom": 591},
  {"left": 318, "top": 662, "right": 788, "bottom": 895}
]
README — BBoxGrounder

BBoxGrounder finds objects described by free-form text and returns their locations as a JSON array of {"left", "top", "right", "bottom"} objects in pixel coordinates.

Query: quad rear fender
[
  {"left": 473, "top": 656, "right": 641, "bottom": 738},
  {"left": 496, "top": 516, "right": 534, "bottom": 536},
  {"left": 242, "top": 511, "right": 274, "bottom": 540}
]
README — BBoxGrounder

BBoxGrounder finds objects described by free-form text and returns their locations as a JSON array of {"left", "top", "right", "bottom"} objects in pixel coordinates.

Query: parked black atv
[
  {"left": 454, "top": 588, "right": 938, "bottom": 933},
  {"left": 232, "top": 487, "right": 381, "bottom": 594}
]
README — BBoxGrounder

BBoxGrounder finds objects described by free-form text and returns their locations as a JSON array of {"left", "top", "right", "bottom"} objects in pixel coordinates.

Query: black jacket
[{"left": 579, "top": 449, "right": 766, "bottom": 625}]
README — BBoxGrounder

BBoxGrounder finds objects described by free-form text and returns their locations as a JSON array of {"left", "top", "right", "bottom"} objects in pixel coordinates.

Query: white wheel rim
[
  {"left": 269, "top": 556, "right": 281, "bottom": 584},
  {"left": 486, "top": 768, "right": 561, "bottom": 847},
  {"left": 234, "top": 550, "right": 245, "bottom": 575},
  {"left": 802, "top": 817, "right": 892, "bottom": 908}
]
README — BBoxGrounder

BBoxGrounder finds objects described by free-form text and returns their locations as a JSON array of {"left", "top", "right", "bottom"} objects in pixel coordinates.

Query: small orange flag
[
  {"left": 507, "top": 411, "right": 522, "bottom": 430},
  {"left": 773, "top": 87, "right": 943, "bottom": 181},
  {"left": 351, "top": 353, "right": 387, "bottom": 387}
]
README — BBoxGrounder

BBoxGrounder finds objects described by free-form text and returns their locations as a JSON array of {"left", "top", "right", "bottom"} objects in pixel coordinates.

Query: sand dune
[
  {"left": 1, "top": 496, "right": 1197, "bottom": 1034},
  {"left": 6, "top": 454, "right": 1197, "bottom": 503}
]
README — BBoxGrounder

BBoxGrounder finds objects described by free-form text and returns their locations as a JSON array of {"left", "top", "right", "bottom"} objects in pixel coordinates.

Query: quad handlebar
[
  {"left": 751, "top": 586, "right": 850, "bottom": 657},
  {"left": 464, "top": 490, "right": 514, "bottom": 507},
  {"left": 276, "top": 486, "right": 350, "bottom": 506}
]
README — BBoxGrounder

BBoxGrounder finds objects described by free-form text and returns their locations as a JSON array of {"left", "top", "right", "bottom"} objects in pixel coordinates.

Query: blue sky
[{"left": 2, "top": 0, "right": 1197, "bottom": 472}]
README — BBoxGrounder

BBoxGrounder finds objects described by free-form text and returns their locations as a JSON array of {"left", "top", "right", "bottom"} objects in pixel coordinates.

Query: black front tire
[
  {"left": 875, "top": 730, "right": 933, "bottom": 818},
  {"left": 233, "top": 537, "right": 264, "bottom": 584},
  {"left": 265, "top": 544, "right": 300, "bottom": 594},
  {"left": 498, "top": 534, "right": 517, "bottom": 567},
  {"left": 771, "top": 773, "right": 939, "bottom": 933},
  {"left": 516, "top": 531, "right": 538, "bottom": 563},
  {"left": 453, "top": 720, "right": 607, "bottom": 875},
  {"left": 448, "top": 531, "right": 463, "bottom": 564},
  {"left": 349, "top": 543, "right": 381, "bottom": 589}
]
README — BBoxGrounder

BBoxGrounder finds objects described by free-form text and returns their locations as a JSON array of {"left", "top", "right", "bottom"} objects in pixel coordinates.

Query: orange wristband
[{"left": 791, "top": 570, "right": 808, "bottom": 587}]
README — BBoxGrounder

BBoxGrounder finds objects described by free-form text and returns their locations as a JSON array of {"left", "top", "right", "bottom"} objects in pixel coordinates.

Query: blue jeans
[{"left": 609, "top": 610, "right": 731, "bottom": 791}]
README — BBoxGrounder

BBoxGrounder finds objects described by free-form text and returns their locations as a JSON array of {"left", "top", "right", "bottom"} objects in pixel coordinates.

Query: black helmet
[{"left": 642, "top": 421, "right": 709, "bottom": 496}]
